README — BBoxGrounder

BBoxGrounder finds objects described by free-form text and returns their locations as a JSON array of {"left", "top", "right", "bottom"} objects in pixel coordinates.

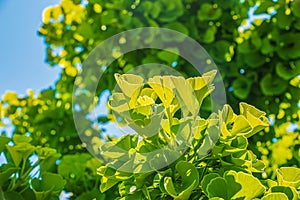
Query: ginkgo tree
[
  {"left": 0, "top": 0, "right": 299, "bottom": 199},
  {"left": 37, "top": 0, "right": 300, "bottom": 175}
]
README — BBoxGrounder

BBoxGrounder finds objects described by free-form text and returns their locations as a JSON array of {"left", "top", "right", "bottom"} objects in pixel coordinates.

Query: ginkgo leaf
[
  {"left": 207, "top": 177, "right": 228, "bottom": 199},
  {"left": 163, "top": 161, "right": 199, "bottom": 199},
  {"left": 276, "top": 167, "right": 300, "bottom": 188},
  {"left": 239, "top": 103, "right": 269, "bottom": 137},
  {"left": 228, "top": 171, "right": 266, "bottom": 200},
  {"left": 108, "top": 92, "right": 130, "bottom": 113},
  {"left": 0, "top": 164, "right": 19, "bottom": 187},
  {"left": 230, "top": 115, "right": 252, "bottom": 136},
  {"left": 31, "top": 172, "right": 66, "bottom": 200},
  {"left": 219, "top": 104, "right": 236, "bottom": 124},
  {"left": 175, "top": 161, "right": 199, "bottom": 189},
  {"left": 148, "top": 76, "right": 175, "bottom": 108},
  {"left": 171, "top": 76, "right": 199, "bottom": 117},
  {"left": 270, "top": 186, "right": 298, "bottom": 200},
  {"left": 127, "top": 106, "right": 165, "bottom": 138},
  {"left": 164, "top": 177, "right": 178, "bottom": 197},
  {"left": 261, "top": 193, "right": 289, "bottom": 200},
  {"left": 292, "top": 0, "right": 300, "bottom": 18},
  {"left": 114, "top": 73, "right": 144, "bottom": 98},
  {"left": 134, "top": 95, "right": 155, "bottom": 116},
  {"left": 187, "top": 70, "right": 216, "bottom": 91},
  {"left": 201, "top": 173, "right": 220, "bottom": 196}
]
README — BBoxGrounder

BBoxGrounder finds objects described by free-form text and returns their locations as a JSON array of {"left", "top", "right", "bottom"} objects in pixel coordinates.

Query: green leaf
[
  {"left": 254, "top": 1, "right": 275, "bottom": 14},
  {"left": 148, "top": 76, "right": 175, "bottom": 108},
  {"left": 86, "top": 158, "right": 103, "bottom": 175},
  {"left": 4, "top": 191, "right": 25, "bottom": 200},
  {"left": 6, "top": 143, "right": 35, "bottom": 166},
  {"left": 158, "top": 0, "right": 184, "bottom": 22},
  {"left": 276, "top": 167, "right": 300, "bottom": 188},
  {"left": 175, "top": 179, "right": 197, "bottom": 200},
  {"left": 265, "top": 179, "right": 278, "bottom": 188},
  {"left": 12, "top": 134, "right": 32, "bottom": 144},
  {"left": 207, "top": 177, "right": 228, "bottom": 199},
  {"left": 128, "top": 106, "right": 165, "bottom": 138},
  {"left": 277, "top": 8, "right": 293, "bottom": 29},
  {"left": 197, "top": 3, "right": 222, "bottom": 21},
  {"left": 203, "top": 26, "right": 217, "bottom": 43},
  {"left": 157, "top": 48, "right": 179, "bottom": 63},
  {"left": 261, "top": 38, "right": 276, "bottom": 55},
  {"left": 164, "top": 177, "right": 177, "bottom": 197},
  {"left": 219, "top": 104, "right": 252, "bottom": 138},
  {"left": 109, "top": 92, "right": 130, "bottom": 113},
  {"left": 186, "top": 70, "right": 217, "bottom": 106},
  {"left": 0, "top": 164, "right": 19, "bottom": 187},
  {"left": 210, "top": 41, "right": 232, "bottom": 63},
  {"left": 270, "top": 186, "right": 298, "bottom": 200},
  {"left": 77, "top": 22, "right": 94, "bottom": 39},
  {"left": 231, "top": 136, "right": 248, "bottom": 150},
  {"left": 244, "top": 52, "right": 265, "bottom": 68},
  {"left": 98, "top": 166, "right": 132, "bottom": 192},
  {"left": 163, "top": 22, "right": 188, "bottom": 35},
  {"left": 201, "top": 173, "right": 220, "bottom": 196},
  {"left": 135, "top": 172, "right": 154, "bottom": 189},
  {"left": 230, "top": 115, "right": 252, "bottom": 136},
  {"left": 261, "top": 193, "right": 289, "bottom": 200},
  {"left": 277, "top": 33, "right": 300, "bottom": 60},
  {"left": 36, "top": 147, "right": 60, "bottom": 172},
  {"left": 205, "top": 173, "right": 241, "bottom": 200},
  {"left": 197, "top": 127, "right": 218, "bottom": 158},
  {"left": 219, "top": 104, "right": 236, "bottom": 124},
  {"left": 292, "top": 0, "right": 300, "bottom": 18},
  {"left": 239, "top": 103, "right": 269, "bottom": 137},
  {"left": 115, "top": 134, "right": 138, "bottom": 151},
  {"left": 163, "top": 161, "right": 199, "bottom": 199},
  {"left": 171, "top": 76, "right": 200, "bottom": 117},
  {"left": 151, "top": 2, "right": 161, "bottom": 18},
  {"left": 58, "top": 153, "right": 91, "bottom": 181},
  {"left": 175, "top": 161, "right": 199, "bottom": 189},
  {"left": 224, "top": 173, "right": 243, "bottom": 198},
  {"left": 114, "top": 73, "right": 144, "bottom": 99},
  {"left": 251, "top": 159, "right": 266, "bottom": 173},
  {"left": 0, "top": 136, "right": 10, "bottom": 152},
  {"left": 100, "top": 177, "right": 121, "bottom": 193},
  {"left": 101, "top": 10, "right": 117, "bottom": 24},
  {"left": 194, "top": 117, "right": 208, "bottom": 140},
  {"left": 118, "top": 180, "right": 138, "bottom": 197},
  {"left": 31, "top": 172, "right": 66, "bottom": 200},
  {"left": 276, "top": 62, "right": 300, "bottom": 81},
  {"left": 232, "top": 77, "right": 252, "bottom": 100},
  {"left": 229, "top": 171, "right": 266, "bottom": 200}
]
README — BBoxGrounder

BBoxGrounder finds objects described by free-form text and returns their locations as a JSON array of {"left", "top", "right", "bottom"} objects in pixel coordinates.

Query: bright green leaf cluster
[
  {"left": 96, "top": 71, "right": 270, "bottom": 199},
  {"left": 0, "top": 134, "right": 65, "bottom": 200}
]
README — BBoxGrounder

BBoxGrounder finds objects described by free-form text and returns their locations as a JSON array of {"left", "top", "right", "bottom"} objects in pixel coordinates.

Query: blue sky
[{"left": 0, "top": 0, "right": 61, "bottom": 97}]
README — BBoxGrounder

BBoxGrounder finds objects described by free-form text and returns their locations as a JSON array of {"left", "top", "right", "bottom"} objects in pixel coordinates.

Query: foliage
[
  {"left": 0, "top": 134, "right": 65, "bottom": 200},
  {"left": 38, "top": 0, "right": 300, "bottom": 123},
  {"left": 37, "top": 0, "right": 300, "bottom": 175},
  {"left": 0, "top": 0, "right": 299, "bottom": 199},
  {"left": 95, "top": 72, "right": 299, "bottom": 200},
  {"left": 1, "top": 89, "right": 83, "bottom": 154}
]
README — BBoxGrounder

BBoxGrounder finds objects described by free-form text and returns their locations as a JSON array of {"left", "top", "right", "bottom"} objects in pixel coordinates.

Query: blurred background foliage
[{"left": 0, "top": 0, "right": 299, "bottom": 199}]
